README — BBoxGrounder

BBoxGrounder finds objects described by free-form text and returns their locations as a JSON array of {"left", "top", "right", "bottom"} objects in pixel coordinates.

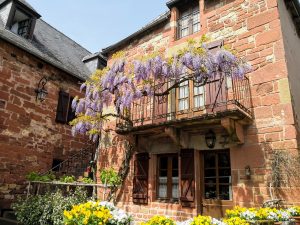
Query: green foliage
[
  {"left": 26, "top": 172, "right": 56, "bottom": 182},
  {"left": 81, "top": 177, "right": 94, "bottom": 184},
  {"left": 99, "top": 168, "right": 121, "bottom": 186},
  {"left": 59, "top": 175, "right": 76, "bottom": 183},
  {"left": 141, "top": 215, "right": 175, "bottom": 225},
  {"left": 12, "top": 187, "right": 88, "bottom": 225}
]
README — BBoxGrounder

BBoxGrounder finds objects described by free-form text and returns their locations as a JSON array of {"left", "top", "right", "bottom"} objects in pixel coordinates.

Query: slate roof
[
  {"left": 0, "top": 0, "right": 93, "bottom": 80},
  {"left": 102, "top": 11, "right": 170, "bottom": 54}
]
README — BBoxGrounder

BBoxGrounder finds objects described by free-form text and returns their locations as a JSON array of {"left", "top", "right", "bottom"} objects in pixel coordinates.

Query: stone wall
[
  {"left": 98, "top": 0, "right": 300, "bottom": 221},
  {"left": 0, "top": 40, "right": 93, "bottom": 208}
]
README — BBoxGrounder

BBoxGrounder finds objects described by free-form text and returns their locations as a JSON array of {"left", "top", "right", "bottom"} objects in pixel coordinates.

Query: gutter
[
  {"left": 292, "top": 0, "right": 300, "bottom": 17},
  {"left": 102, "top": 11, "right": 170, "bottom": 54},
  {"left": 0, "top": 33, "right": 86, "bottom": 82}
]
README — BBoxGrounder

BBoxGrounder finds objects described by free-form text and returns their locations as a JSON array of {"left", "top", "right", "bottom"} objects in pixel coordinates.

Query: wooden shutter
[
  {"left": 205, "top": 40, "right": 227, "bottom": 113},
  {"left": 67, "top": 97, "right": 76, "bottom": 123},
  {"left": 180, "top": 149, "right": 195, "bottom": 207},
  {"left": 132, "top": 153, "right": 149, "bottom": 204},
  {"left": 153, "top": 80, "right": 168, "bottom": 124},
  {"left": 56, "top": 91, "right": 70, "bottom": 123}
]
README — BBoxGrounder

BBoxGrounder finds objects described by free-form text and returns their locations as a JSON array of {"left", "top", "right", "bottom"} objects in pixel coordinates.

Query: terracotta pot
[
  {"left": 249, "top": 220, "right": 274, "bottom": 225},
  {"left": 293, "top": 217, "right": 300, "bottom": 225}
]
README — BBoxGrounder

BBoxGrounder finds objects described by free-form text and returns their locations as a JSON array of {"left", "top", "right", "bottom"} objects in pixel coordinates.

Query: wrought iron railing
[
  {"left": 42, "top": 147, "right": 95, "bottom": 178},
  {"left": 116, "top": 73, "right": 252, "bottom": 131}
]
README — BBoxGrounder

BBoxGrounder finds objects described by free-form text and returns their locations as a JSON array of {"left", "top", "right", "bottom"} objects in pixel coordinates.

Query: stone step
[
  {"left": 2, "top": 211, "right": 17, "bottom": 221},
  {"left": 0, "top": 217, "right": 19, "bottom": 225}
]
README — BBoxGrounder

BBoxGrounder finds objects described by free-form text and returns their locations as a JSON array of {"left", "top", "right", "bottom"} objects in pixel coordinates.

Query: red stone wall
[
  {"left": 98, "top": 0, "right": 300, "bottom": 221},
  {"left": 0, "top": 40, "right": 93, "bottom": 208}
]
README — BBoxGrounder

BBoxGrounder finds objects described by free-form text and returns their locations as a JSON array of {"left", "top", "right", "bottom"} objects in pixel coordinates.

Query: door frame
[{"left": 195, "top": 149, "right": 233, "bottom": 218}]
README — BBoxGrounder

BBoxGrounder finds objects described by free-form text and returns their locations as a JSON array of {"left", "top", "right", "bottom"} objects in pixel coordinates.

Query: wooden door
[
  {"left": 205, "top": 72, "right": 227, "bottom": 113},
  {"left": 153, "top": 80, "right": 168, "bottom": 124},
  {"left": 200, "top": 150, "right": 233, "bottom": 218},
  {"left": 205, "top": 40, "right": 227, "bottom": 113}
]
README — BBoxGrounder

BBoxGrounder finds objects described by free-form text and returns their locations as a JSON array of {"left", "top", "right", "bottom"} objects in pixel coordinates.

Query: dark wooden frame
[
  {"left": 201, "top": 149, "right": 232, "bottom": 201},
  {"left": 156, "top": 154, "right": 179, "bottom": 202},
  {"left": 177, "top": 3, "right": 200, "bottom": 39},
  {"left": 6, "top": 3, "right": 37, "bottom": 39},
  {"left": 55, "top": 91, "right": 75, "bottom": 124}
]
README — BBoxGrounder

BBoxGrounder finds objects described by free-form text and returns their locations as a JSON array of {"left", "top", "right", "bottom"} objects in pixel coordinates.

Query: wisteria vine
[{"left": 70, "top": 37, "right": 251, "bottom": 141}]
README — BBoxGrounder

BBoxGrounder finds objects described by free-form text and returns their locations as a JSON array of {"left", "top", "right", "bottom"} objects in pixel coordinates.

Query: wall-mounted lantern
[
  {"left": 205, "top": 130, "right": 216, "bottom": 149},
  {"left": 35, "top": 76, "right": 49, "bottom": 102},
  {"left": 245, "top": 165, "right": 251, "bottom": 179}
]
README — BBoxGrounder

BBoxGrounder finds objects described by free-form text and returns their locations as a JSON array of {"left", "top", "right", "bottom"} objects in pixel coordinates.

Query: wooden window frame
[
  {"left": 202, "top": 150, "right": 232, "bottom": 201},
  {"left": 177, "top": 3, "right": 200, "bottom": 39},
  {"left": 176, "top": 80, "right": 206, "bottom": 113},
  {"left": 7, "top": 5, "right": 36, "bottom": 39},
  {"left": 55, "top": 91, "right": 76, "bottom": 124},
  {"left": 156, "top": 154, "right": 179, "bottom": 203}
]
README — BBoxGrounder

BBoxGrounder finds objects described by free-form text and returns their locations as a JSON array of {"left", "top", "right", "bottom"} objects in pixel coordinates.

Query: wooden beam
[{"left": 221, "top": 118, "right": 244, "bottom": 144}]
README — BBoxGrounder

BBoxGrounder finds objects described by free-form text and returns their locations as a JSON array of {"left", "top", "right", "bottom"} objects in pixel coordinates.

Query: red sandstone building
[
  {"left": 0, "top": 0, "right": 105, "bottom": 210},
  {"left": 99, "top": 0, "right": 300, "bottom": 221}
]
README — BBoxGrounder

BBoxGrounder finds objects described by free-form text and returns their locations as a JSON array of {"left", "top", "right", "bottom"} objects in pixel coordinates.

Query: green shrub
[
  {"left": 141, "top": 215, "right": 175, "bottom": 225},
  {"left": 12, "top": 187, "right": 88, "bottom": 225},
  {"left": 81, "top": 177, "right": 94, "bottom": 184},
  {"left": 26, "top": 172, "right": 56, "bottom": 182},
  {"left": 59, "top": 175, "right": 76, "bottom": 183},
  {"left": 99, "top": 168, "right": 121, "bottom": 186}
]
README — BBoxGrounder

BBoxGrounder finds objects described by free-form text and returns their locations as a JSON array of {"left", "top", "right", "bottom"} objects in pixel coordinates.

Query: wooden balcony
[{"left": 116, "top": 73, "right": 253, "bottom": 135}]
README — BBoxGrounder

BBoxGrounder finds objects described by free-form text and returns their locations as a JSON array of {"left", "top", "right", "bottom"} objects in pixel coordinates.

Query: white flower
[
  {"left": 267, "top": 212, "right": 279, "bottom": 221},
  {"left": 212, "top": 218, "right": 226, "bottom": 225},
  {"left": 240, "top": 210, "right": 256, "bottom": 220},
  {"left": 287, "top": 207, "right": 297, "bottom": 216},
  {"left": 176, "top": 218, "right": 193, "bottom": 225}
]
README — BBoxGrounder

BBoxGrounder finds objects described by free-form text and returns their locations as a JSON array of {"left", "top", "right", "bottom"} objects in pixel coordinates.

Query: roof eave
[
  {"left": 166, "top": 0, "right": 181, "bottom": 9},
  {"left": 0, "top": 35, "right": 86, "bottom": 81},
  {"left": 102, "top": 11, "right": 170, "bottom": 55}
]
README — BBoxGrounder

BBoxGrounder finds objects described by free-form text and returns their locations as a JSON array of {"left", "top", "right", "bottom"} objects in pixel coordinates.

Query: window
[
  {"left": 178, "top": 3, "right": 200, "bottom": 39},
  {"left": 193, "top": 84, "right": 205, "bottom": 108},
  {"left": 177, "top": 80, "right": 206, "bottom": 112},
  {"left": 10, "top": 9, "right": 32, "bottom": 38},
  {"left": 203, "top": 151, "right": 232, "bottom": 200},
  {"left": 51, "top": 159, "right": 63, "bottom": 172},
  {"left": 178, "top": 80, "right": 189, "bottom": 111},
  {"left": 56, "top": 91, "right": 76, "bottom": 124},
  {"left": 157, "top": 154, "right": 179, "bottom": 201}
]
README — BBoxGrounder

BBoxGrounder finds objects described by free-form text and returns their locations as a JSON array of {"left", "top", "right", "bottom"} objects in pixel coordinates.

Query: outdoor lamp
[
  {"left": 35, "top": 76, "right": 49, "bottom": 102},
  {"left": 245, "top": 165, "right": 251, "bottom": 179},
  {"left": 205, "top": 130, "right": 216, "bottom": 149}
]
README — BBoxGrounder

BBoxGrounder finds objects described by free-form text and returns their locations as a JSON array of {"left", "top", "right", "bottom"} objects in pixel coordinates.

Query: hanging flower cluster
[{"left": 70, "top": 36, "right": 251, "bottom": 141}]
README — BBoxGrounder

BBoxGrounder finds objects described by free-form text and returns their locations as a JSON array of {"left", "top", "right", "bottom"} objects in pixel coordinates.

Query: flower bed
[
  {"left": 63, "top": 201, "right": 132, "bottom": 225},
  {"left": 62, "top": 203, "right": 300, "bottom": 225}
]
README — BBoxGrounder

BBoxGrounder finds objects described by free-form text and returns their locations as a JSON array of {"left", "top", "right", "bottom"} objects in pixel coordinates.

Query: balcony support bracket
[
  {"left": 221, "top": 118, "right": 244, "bottom": 144},
  {"left": 164, "top": 127, "right": 189, "bottom": 148}
]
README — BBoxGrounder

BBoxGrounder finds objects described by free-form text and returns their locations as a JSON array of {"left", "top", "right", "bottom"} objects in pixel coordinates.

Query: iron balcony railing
[{"left": 116, "top": 73, "right": 252, "bottom": 132}]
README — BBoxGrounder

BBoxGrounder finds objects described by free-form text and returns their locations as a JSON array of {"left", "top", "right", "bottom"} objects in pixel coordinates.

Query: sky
[{"left": 27, "top": 0, "right": 168, "bottom": 53}]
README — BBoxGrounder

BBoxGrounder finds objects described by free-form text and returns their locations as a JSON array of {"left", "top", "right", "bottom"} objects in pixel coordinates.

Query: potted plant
[{"left": 287, "top": 207, "right": 300, "bottom": 225}]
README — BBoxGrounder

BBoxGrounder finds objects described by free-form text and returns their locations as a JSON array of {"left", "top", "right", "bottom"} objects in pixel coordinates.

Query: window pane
[
  {"left": 204, "top": 153, "right": 216, "bottom": 168},
  {"left": 218, "top": 152, "right": 230, "bottom": 167},
  {"left": 219, "top": 177, "right": 230, "bottom": 183},
  {"left": 193, "top": 22, "right": 200, "bottom": 33},
  {"left": 204, "top": 169, "right": 216, "bottom": 177},
  {"left": 158, "top": 177, "right": 168, "bottom": 198},
  {"left": 172, "top": 177, "right": 179, "bottom": 199},
  {"left": 204, "top": 151, "right": 232, "bottom": 200},
  {"left": 194, "top": 95, "right": 204, "bottom": 108},
  {"left": 219, "top": 185, "right": 232, "bottom": 200},
  {"left": 179, "top": 99, "right": 188, "bottom": 110},
  {"left": 219, "top": 168, "right": 231, "bottom": 176},
  {"left": 205, "top": 184, "right": 217, "bottom": 199},
  {"left": 159, "top": 157, "right": 168, "bottom": 170}
]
